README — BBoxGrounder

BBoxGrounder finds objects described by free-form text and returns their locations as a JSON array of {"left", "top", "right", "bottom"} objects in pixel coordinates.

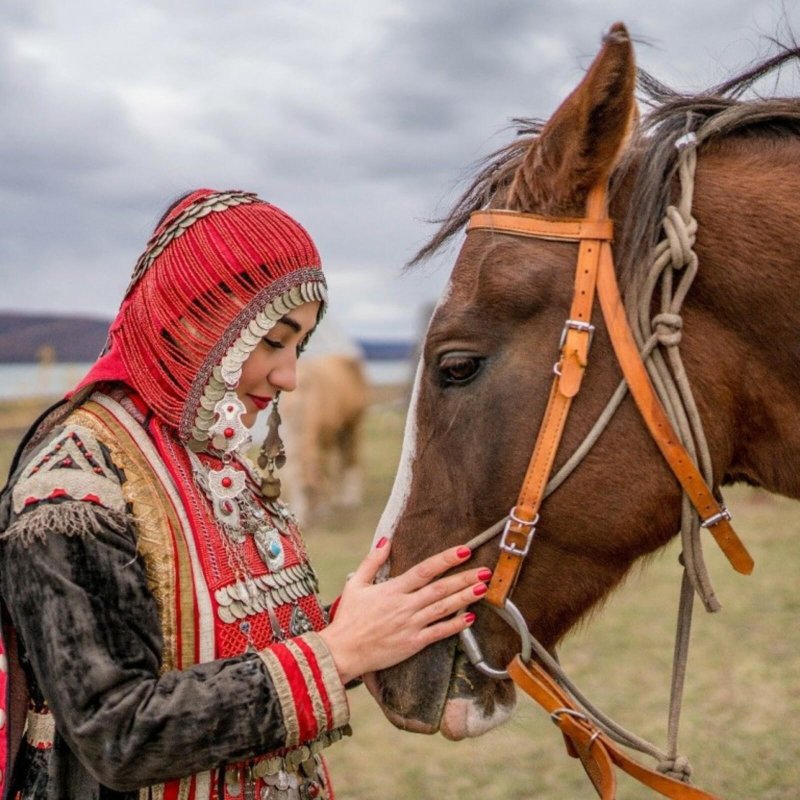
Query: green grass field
[{"left": 2, "top": 397, "right": 798, "bottom": 799}]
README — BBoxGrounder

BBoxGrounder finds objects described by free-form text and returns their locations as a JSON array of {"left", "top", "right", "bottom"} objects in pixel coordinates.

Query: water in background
[
  {"left": 0, "top": 363, "right": 93, "bottom": 400},
  {"left": 0, "top": 360, "right": 410, "bottom": 400}
]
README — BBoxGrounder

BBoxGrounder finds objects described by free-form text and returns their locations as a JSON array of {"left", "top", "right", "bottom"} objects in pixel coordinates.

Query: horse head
[{"left": 371, "top": 21, "right": 800, "bottom": 741}]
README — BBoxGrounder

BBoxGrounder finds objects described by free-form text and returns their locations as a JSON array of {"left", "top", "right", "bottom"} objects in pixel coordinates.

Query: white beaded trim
[{"left": 189, "top": 281, "right": 327, "bottom": 449}]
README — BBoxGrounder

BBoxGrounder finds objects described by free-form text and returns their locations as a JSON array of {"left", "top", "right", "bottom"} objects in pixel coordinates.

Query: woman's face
[{"left": 236, "top": 300, "right": 321, "bottom": 427}]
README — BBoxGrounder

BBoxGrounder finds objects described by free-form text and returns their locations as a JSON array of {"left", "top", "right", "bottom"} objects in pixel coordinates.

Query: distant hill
[
  {"left": 0, "top": 313, "right": 110, "bottom": 363},
  {"left": 0, "top": 312, "right": 414, "bottom": 364}
]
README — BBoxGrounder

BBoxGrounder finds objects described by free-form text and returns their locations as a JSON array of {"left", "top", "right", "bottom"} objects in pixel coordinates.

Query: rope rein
[{"left": 461, "top": 133, "right": 722, "bottom": 783}]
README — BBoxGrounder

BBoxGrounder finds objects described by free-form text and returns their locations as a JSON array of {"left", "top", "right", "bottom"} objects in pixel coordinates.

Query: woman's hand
[{"left": 317, "top": 539, "right": 491, "bottom": 685}]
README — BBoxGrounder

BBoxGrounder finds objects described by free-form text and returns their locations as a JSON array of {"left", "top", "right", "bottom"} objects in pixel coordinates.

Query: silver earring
[{"left": 258, "top": 397, "right": 286, "bottom": 500}]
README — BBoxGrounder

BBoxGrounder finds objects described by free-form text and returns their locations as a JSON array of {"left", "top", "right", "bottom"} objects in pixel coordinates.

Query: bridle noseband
[{"left": 454, "top": 178, "right": 753, "bottom": 800}]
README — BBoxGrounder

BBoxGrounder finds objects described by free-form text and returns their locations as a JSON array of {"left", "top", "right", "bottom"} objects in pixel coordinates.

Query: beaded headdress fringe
[{"left": 75, "top": 189, "right": 327, "bottom": 443}]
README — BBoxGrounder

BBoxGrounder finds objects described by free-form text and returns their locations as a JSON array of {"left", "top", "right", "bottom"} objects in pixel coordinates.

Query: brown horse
[
  {"left": 371, "top": 21, "right": 800, "bottom": 754},
  {"left": 279, "top": 354, "right": 368, "bottom": 526}
]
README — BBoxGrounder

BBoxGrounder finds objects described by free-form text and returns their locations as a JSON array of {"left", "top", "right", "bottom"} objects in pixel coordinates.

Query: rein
[{"left": 456, "top": 140, "right": 754, "bottom": 799}]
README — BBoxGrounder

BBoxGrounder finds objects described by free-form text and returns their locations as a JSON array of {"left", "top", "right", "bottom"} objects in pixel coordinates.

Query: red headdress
[{"left": 73, "top": 189, "right": 327, "bottom": 445}]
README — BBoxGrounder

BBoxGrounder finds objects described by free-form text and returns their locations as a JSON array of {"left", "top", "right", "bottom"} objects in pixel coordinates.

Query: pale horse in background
[{"left": 253, "top": 316, "right": 369, "bottom": 526}]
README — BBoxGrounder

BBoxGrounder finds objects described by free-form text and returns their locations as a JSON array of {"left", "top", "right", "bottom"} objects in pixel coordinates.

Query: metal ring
[
  {"left": 457, "top": 599, "right": 532, "bottom": 680},
  {"left": 588, "top": 730, "right": 602, "bottom": 750}
]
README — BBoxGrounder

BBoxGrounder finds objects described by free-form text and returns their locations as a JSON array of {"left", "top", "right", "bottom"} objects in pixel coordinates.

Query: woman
[{"left": 0, "top": 189, "right": 488, "bottom": 800}]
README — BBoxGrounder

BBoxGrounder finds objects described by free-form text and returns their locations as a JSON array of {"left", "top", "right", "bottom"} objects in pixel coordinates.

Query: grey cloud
[{"left": 0, "top": 0, "right": 798, "bottom": 337}]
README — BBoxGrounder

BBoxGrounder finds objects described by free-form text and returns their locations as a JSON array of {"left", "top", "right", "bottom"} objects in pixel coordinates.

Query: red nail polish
[
  {"left": 376, "top": 537, "right": 388, "bottom": 549},
  {"left": 472, "top": 583, "right": 488, "bottom": 597},
  {"left": 477, "top": 568, "right": 492, "bottom": 582},
  {"left": 456, "top": 546, "right": 471, "bottom": 559},
  {"left": 464, "top": 612, "right": 476, "bottom": 625}
]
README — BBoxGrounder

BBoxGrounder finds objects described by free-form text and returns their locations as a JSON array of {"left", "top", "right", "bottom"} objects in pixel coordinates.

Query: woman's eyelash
[{"left": 263, "top": 338, "right": 284, "bottom": 349}]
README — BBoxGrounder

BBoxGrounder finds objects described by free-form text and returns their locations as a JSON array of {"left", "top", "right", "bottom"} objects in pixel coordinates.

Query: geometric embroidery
[{"left": 11, "top": 424, "right": 126, "bottom": 515}]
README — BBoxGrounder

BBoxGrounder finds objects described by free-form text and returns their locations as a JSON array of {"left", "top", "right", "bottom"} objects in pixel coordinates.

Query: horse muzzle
[{"left": 374, "top": 631, "right": 518, "bottom": 739}]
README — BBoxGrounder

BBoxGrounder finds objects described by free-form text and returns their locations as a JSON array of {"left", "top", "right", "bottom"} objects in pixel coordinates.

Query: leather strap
[
  {"left": 481, "top": 189, "right": 610, "bottom": 607},
  {"left": 507, "top": 656, "right": 723, "bottom": 800},
  {"left": 468, "top": 210, "right": 614, "bottom": 242},
  {"left": 594, "top": 242, "right": 754, "bottom": 575}
]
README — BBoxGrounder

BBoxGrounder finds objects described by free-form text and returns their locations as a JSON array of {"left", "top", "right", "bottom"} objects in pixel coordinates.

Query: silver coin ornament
[
  {"left": 209, "top": 392, "right": 251, "bottom": 451},
  {"left": 254, "top": 526, "right": 285, "bottom": 571},
  {"left": 259, "top": 769, "right": 293, "bottom": 800}
]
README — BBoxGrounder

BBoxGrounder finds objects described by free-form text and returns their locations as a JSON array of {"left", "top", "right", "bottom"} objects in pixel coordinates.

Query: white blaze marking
[
  {"left": 372, "top": 356, "right": 423, "bottom": 546},
  {"left": 372, "top": 279, "right": 454, "bottom": 547}
]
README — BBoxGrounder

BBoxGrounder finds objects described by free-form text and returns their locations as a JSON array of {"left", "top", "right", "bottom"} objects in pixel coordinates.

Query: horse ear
[{"left": 508, "top": 22, "right": 637, "bottom": 214}]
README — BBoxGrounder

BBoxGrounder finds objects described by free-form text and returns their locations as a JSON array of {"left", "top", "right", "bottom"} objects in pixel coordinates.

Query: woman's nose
[{"left": 269, "top": 352, "right": 298, "bottom": 392}]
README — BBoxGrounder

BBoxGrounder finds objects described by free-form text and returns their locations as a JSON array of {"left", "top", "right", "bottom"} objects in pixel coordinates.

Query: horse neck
[{"left": 672, "top": 136, "right": 800, "bottom": 499}]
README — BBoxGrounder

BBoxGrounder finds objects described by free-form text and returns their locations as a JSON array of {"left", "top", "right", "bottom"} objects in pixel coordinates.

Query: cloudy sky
[{"left": 1, "top": 0, "right": 797, "bottom": 340}]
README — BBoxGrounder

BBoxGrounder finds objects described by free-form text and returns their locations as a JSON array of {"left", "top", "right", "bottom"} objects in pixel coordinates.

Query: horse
[
  {"left": 369, "top": 22, "right": 800, "bottom": 798},
  {"left": 278, "top": 352, "right": 368, "bottom": 526}
]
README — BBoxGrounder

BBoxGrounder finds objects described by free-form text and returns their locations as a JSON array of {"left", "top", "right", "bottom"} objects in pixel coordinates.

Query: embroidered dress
[{"left": 0, "top": 190, "right": 350, "bottom": 800}]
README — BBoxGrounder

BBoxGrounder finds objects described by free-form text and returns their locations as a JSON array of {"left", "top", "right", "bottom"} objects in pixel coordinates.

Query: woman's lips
[{"left": 247, "top": 394, "right": 272, "bottom": 411}]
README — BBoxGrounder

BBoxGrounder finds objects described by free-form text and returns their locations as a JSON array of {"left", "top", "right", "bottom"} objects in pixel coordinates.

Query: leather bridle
[{"left": 455, "top": 180, "right": 754, "bottom": 799}]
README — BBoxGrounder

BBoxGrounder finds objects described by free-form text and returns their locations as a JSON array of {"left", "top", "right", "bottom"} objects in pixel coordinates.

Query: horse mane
[{"left": 408, "top": 37, "right": 800, "bottom": 291}]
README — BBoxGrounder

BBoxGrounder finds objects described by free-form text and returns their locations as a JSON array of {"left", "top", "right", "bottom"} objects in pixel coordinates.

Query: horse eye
[{"left": 438, "top": 354, "right": 483, "bottom": 387}]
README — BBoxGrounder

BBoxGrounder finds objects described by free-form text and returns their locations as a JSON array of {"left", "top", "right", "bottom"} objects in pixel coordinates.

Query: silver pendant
[
  {"left": 290, "top": 605, "right": 314, "bottom": 636},
  {"left": 208, "top": 463, "right": 246, "bottom": 500},
  {"left": 208, "top": 463, "right": 246, "bottom": 532},
  {"left": 254, "top": 526, "right": 285, "bottom": 570},
  {"left": 209, "top": 391, "right": 251, "bottom": 451}
]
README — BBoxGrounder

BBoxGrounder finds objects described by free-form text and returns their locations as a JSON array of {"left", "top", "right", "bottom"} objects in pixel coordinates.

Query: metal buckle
[
  {"left": 700, "top": 506, "right": 732, "bottom": 528},
  {"left": 558, "top": 319, "right": 595, "bottom": 351},
  {"left": 499, "top": 507, "right": 539, "bottom": 557},
  {"left": 554, "top": 319, "right": 596, "bottom": 376}
]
